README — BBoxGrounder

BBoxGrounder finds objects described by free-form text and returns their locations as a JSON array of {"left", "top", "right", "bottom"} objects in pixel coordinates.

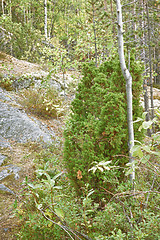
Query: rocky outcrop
[
  {"left": 0, "top": 51, "right": 68, "bottom": 91},
  {"left": 0, "top": 87, "right": 54, "bottom": 144},
  {"left": 0, "top": 86, "right": 57, "bottom": 196}
]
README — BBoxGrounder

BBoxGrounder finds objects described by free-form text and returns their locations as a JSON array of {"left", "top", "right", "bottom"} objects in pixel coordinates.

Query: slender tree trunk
[
  {"left": 9, "top": 0, "right": 13, "bottom": 56},
  {"left": 155, "top": 47, "right": 160, "bottom": 84},
  {"left": 116, "top": 0, "right": 135, "bottom": 183},
  {"left": 110, "top": 0, "right": 115, "bottom": 36},
  {"left": 92, "top": 5, "right": 98, "bottom": 67},
  {"left": 146, "top": 1, "right": 154, "bottom": 121},
  {"left": 2, "top": 0, "right": 4, "bottom": 14},
  {"left": 141, "top": 0, "right": 151, "bottom": 136},
  {"left": 48, "top": 0, "right": 56, "bottom": 38},
  {"left": 44, "top": 0, "right": 48, "bottom": 40},
  {"left": 133, "top": 0, "right": 137, "bottom": 60},
  {"left": 9, "top": 0, "right": 12, "bottom": 19}
]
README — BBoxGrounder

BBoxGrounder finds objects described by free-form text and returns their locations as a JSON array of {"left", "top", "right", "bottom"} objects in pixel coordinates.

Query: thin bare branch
[
  {"left": 144, "top": 174, "right": 156, "bottom": 208},
  {"left": 122, "top": 0, "right": 138, "bottom": 8},
  {"left": 40, "top": 209, "right": 75, "bottom": 240}
]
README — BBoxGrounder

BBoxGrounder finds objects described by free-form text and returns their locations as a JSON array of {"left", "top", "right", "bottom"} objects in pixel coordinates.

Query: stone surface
[
  {"left": 0, "top": 165, "right": 21, "bottom": 181},
  {"left": 0, "top": 51, "right": 47, "bottom": 78},
  {"left": 0, "top": 88, "right": 54, "bottom": 144},
  {"left": 0, "top": 184, "right": 15, "bottom": 195},
  {"left": 0, "top": 154, "right": 7, "bottom": 166},
  {"left": 0, "top": 136, "right": 11, "bottom": 149}
]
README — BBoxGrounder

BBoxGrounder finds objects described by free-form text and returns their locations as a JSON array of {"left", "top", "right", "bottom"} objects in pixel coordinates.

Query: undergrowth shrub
[
  {"left": 64, "top": 54, "right": 144, "bottom": 197},
  {"left": 19, "top": 86, "right": 66, "bottom": 118}
]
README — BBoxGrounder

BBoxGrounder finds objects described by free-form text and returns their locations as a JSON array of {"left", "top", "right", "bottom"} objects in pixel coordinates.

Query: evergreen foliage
[{"left": 64, "top": 54, "right": 144, "bottom": 196}]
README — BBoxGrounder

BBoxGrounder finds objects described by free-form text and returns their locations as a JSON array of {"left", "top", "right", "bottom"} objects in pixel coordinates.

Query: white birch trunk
[
  {"left": 44, "top": 0, "right": 48, "bottom": 40},
  {"left": 2, "top": 0, "right": 4, "bottom": 14},
  {"left": 9, "top": 0, "right": 12, "bottom": 18},
  {"left": 116, "top": 0, "right": 135, "bottom": 182}
]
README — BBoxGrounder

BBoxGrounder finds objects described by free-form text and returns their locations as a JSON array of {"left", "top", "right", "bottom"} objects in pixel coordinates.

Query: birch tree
[
  {"left": 115, "top": 0, "right": 135, "bottom": 183},
  {"left": 2, "top": 0, "right": 5, "bottom": 14},
  {"left": 44, "top": 0, "right": 48, "bottom": 40}
]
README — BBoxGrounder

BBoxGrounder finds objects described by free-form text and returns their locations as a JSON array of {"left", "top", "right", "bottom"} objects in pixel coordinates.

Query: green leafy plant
[
  {"left": 16, "top": 160, "right": 96, "bottom": 240},
  {"left": 126, "top": 110, "right": 160, "bottom": 176},
  {"left": 63, "top": 55, "right": 144, "bottom": 197}
]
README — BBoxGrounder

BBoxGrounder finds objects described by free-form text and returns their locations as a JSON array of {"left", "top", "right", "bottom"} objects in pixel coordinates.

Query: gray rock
[
  {"left": 3, "top": 228, "right": 10, "bottom": 232},
  {"left": 0, "top": 184, "right": 15, "bottom": 194},
  {"left": 0, "top": 154, "right": 7, "bottom": 166},
  {"left": 0, "top": 169, "right": 10, "bottom": 181},
  {"left": 0, "top": 164, "right": 21, "bottom": 195},
  {"left": 0, "top": 136, "right": 11, "bottom": 148},
  {"left": 0, "top": 164, "right": 21, "bottom": 181},
  {"left": 12, "top": 76, "right": 34, "bottom": 90},
  {"left": 0, "top": 87, "right": 12, "bottom": 101},
  {"left": 5, "top": 164, "right": 21, "bottom": 180},
  {"left": 0, "top": 89, "right": 54, "bottom": 144}
]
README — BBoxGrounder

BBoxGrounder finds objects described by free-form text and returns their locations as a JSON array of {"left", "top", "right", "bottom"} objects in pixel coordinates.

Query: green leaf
[
  {"left": 133, "top": 117, "right": 143, "bottom": 123},
  {"left": 152, "top": 134, "right": 160, "bottom": 142},
  {"left": 142, "top": 145, "right": 151, "bottom": 153},
  {"left": 36, "top": 203, "right": 42, "bottom": 210},
  {"left": 140, "top": 155, "right": 150, "bottom": 163},
  {"left": 142, "top": 112, "right": 148, "bottom": 119},
  {"left": 150, "top": 151, "right": 160, "bottom": 157},
  {"left": 97, "top": 166, "right": 104, "bottom": 172},
  {"left": 50, "top": 179, "right": 56, "bottom": 186},
  {"left": 103, "top": 166, "right": 110, "bottom": 170},
  {"left": 107, "top": 41, "right": 113, "bottom": 49},
  {"left": 142, "top": 120, "right": 153, "bottom": 129},
  {"left": 98, "top": 160, "right": 112, "bottom": 166},
  {"left": 55, "top": 208, "right": 65, "bottom": 221},
  {"left": 87, "top": 189, "right": 94, "bottom": 198},
  {"left": 131, "top": 145, "right": 143, "bottom": 158},
  {"left": 27, "top": 183, "right": 36, "bottom": 189},
  {"left": 52, "top": 186, "right": 62, "bottom": 190},
  {"left": 125, "top": 168, "right": 134, "bottom": 176},
  {"left": 53, "top": 172, "right": 63, "bottom": 180}
]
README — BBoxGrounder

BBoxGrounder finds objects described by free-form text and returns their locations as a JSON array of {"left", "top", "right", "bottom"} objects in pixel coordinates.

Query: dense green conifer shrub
[{"left": 64, "top": 55, "right": 144, "bottom": 196}]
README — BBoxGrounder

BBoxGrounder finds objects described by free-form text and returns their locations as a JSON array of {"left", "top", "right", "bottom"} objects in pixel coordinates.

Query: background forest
[
  {"left": 0, "top": 0, "right": 159, "bottom": 84},
  {"left": 0, "top": 0, "right": 160, "bottom": 239}
]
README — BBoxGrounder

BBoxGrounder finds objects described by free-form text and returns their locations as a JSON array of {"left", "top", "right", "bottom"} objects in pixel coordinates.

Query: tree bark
[
  {"left": 141, "top": 0, "right": 151, "bottom": 136},
  {"left": 116, "top": 0, "right": 135, "bottom": 183},
  {"left": 2, "top": 0, "right": 4, "bottom": 14},
  {"left": 44, "top": 0, "right": 48, "bottom": 40},
  {"left": 92, "top": 4, "right": 98, "bottom": 67},
  {"left": 146, "top": 1, "right": 154, "bottom": 121}
]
